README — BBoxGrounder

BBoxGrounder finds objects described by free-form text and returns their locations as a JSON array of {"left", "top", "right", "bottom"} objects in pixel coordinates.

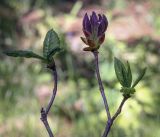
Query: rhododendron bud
[{"left": 81, "top": 11, "right": 108, "bottom": 51}]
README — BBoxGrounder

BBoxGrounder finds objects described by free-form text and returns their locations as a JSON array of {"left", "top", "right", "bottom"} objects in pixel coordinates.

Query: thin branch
[
  {"left": 112, "top": 97, "right": 128, "bottom": 122},
  {"left": 40, "top": 60, "right": 58, "bottom": 137},
  {"left": 41, "top": 108, "right": 54, "bottom": 137},
  {"left": 102, "top": 97, "right": 129, "bottom": 137},
  {"left": 46, "top": 61, "right": 58, "bottom": 114},
  {"left": 92, "top": 50, "right": 129, "bottom": 137},
  {"left": 93, "top": 50, "right": 111, "bottom": 121}
]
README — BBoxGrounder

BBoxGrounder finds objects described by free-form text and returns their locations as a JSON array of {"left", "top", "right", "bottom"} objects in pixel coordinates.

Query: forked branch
[{"left": 40, "top": 60, "right": 58, "bottom": 137}]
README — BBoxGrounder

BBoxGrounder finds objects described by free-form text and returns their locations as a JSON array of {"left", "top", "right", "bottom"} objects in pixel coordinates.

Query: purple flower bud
[
  {"left": 83, "top": 13, "right": 92, "bottom": 34},
  {"left": 98, "top": 14, "right": 102, "bottom": 22},
  {"left": 98, "top": 15, "right": 108, "bottom": 36},
  {"left": 81, "top": 11, "right": 108, "bottom": 51},
  {"left": 90, "top": 11, "right": 98, "bottom": 27}
]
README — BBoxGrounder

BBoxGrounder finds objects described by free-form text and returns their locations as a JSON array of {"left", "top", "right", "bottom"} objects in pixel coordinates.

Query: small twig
[
  {"left": 46, "top": 61, "right": 58, "bottom": 114},
  {"left": 112, "top": 97, "right": 128, "bottom": 122},
  {"left": 40, "top": 60, "right": 58, "bottom": 137},
  {"left": 102, "top": 97, "right": 129, "bottom": 137},
  {"left": 92, "top": 50, "right": 111, "bottom": 121},
  {"left": 41, "top": 108, "right": 54, "bottom": 137}
]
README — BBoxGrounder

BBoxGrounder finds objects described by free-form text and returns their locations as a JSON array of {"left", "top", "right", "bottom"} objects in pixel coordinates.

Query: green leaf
[
  {"left": 43, "top": 29, "right": 61, "bottom": 60},
  {"left": 114, "top": 57, "right": 129, "bottom": 87},
  {"left": 47, "top": 47, "right": 62, "bottom": 61},
  {"left": 132, "top": 67, "right": 147, "bottom": 88},
  {"left": 126, "top": 61, "right": 132, "bottom": 87},
  {"left": 3, "top": 50, "right": 45, "bottom": 60}
]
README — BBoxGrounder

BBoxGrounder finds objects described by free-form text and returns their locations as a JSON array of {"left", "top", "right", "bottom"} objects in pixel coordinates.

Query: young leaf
[
  {"left": 114, "top": 57, "right": 129, "bottom": 87},
  {"left": 126, "top": 61, "right": 132, "bottom": 87},
  {"left": 43, "top": 29, "right": 60, "bottom": 60},
  {"left": 47, "top": 47, "right": 62, "bottom": 61},
  {"left": 3, "top": 50, "right": 45, "bottom": 60},
  {"left": 132, "top": 67, "right": 147, "bottom": 88}
]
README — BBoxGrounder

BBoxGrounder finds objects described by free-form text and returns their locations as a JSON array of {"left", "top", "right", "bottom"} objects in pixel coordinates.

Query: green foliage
[
  {"left": 3, "top": 50, "right": 45, "bottom": 60},
  {"left": 114, "top": 57, "right": 146, "bottom": 97},
  {"left": 114, "top": 57, "right": 132, "bottom": 88},
  {"left": 126, "top": 61, "right": 132, "bottom": 87},
  {"left": 120, "top": 87, "right": 136, "bottom": 98},
  {"left": 43, "top": 29, "right": 62, "bottom": 61},
  {"left": 132, "top": 67, "right": 147, "bottom": 88},
  {"left": 3, "top": 29, "right": 62, "bottom": 63}
]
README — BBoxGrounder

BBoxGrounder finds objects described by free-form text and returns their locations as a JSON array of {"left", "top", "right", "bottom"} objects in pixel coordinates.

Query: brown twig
[{"left": 40, "top": 60, "right": 58, "bottom": 137}]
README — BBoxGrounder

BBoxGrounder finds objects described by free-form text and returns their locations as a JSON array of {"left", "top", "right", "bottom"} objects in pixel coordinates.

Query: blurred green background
[{"left": 0, "top": 0, "right": 160, "bottom": 137}]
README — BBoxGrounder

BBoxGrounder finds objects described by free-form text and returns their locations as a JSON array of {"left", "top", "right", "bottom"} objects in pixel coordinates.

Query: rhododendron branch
[
  {"left": 93, "top": 50, "right": 130, "bottom": 137},
  {"left": 40, "top": 60, "right": 58, "bottom": 137},
  {"left": 102, "top": 97, "right": 129, "bottom": 137},
  {"left": 93, "top": 50, "right": 111, "bottom": 121},
  {"left": 41, "top": 108, "right": 54, "bottom": 137},
  {"left": 112, "top": 97, "right": 128, "bottom": 122},
  {"left": 46, "top": 61, "right": 58, "bottom": 114}
]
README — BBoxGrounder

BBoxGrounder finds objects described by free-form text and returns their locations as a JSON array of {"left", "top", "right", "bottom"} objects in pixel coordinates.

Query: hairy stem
[
  {"left": 40, "top": 60, "right": 58, "bottom": 137},
  {"left": 93, "top": 51, "right": 111, "bottom": 121}
]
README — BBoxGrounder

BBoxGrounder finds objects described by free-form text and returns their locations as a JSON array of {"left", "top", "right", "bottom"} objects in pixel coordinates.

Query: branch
[
  {"left": 112, "top": 97, "right": 128, "bottom": 122},
  {"left": 102, "top": 97, "right": 129, "bottom": 137},
  {"left": 93, "top": 51, "right": 111, "bottom": 121},
  {"left": 40, "top": 60, "right": 58, "bottom": 137},
  {"left": 41, "top": 108, "right": 54, "bottom": 137},
  {"left": 46, "top": 61, "right": 58, "bottom": 114}
]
